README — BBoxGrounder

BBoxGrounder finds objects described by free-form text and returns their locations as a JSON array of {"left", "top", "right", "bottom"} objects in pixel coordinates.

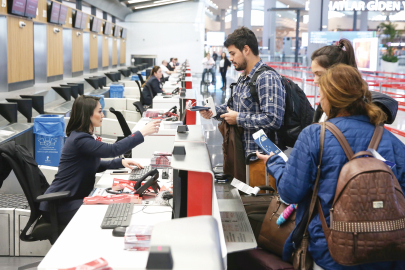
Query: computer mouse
[{"left": 112, "top": 226, "right": 127, "bottom": 237}]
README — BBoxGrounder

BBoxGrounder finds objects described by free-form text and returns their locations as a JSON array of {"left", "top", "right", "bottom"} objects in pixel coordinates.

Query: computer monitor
[
  {"left": 80, "top": 13, "right": 87, "bottom": 30},
  {"left": 113, "top": 25, "right": 120, "bottom": 37},
  {"left": 48, "top": 1, "right": 60, "bottom": 24},
  {"left": 73, "top": 10, "right": 82, "bottom": 29},
  {"left": 24, "top": 0, "right": 38, "bottom": 19},
  {"left": 58, "top": 4, "right": 68, "bottom": 25},
  {"left": 121, "top": 28, "right": 127, "bottom": 39},
  {"left": 8, "top": 0, "right": 27, "bottom": 17},
  {"left": 103, "top": 22, "right": 110, "bottom": 35},
  {"left": 90, "top": 17, "right": 98, "bottom": 33}
]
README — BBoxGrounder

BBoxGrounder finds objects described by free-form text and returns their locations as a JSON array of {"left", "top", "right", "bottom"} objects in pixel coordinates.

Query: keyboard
[
  {"left": 129, "top": 166, "right": 154, "bottom": 181},
  {"left": 100, "top": 203, "right": 134, "bottom": 229}
]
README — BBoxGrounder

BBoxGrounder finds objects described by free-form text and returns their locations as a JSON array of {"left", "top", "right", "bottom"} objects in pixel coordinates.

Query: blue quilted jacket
[{"left": 266, "top": 115, "right": 405, "bottom": 270}]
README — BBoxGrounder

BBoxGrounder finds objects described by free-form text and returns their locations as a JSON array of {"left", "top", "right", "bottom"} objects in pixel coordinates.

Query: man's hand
[
  {"left": 200, "top": 109, "right": 213, "bottom": 119},
  {"left": 220, "top": 107, "right": 238, "bottom": 125}
]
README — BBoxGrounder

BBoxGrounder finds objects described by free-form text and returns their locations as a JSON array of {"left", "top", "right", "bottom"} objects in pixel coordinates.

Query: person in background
[
  {"left": 257, "top": 64, "right": 405, "bottom": 270},
  {"left": 169, "top": 58, "right": 178, "bottom": 70},
  {"left": 202, "top": 53, "right": 216, "bottom": 85},
  {"left": 160, "top": 60, "right": 175, "bottom": 82},
  {"left": 142, "top": 66, "right": 165, "bottom": 105},
  {"left": 212, "top": 51, "right": 218, "bottom": 62},
  {"left": 167, "top": 58, "right": 175, "bottom": 71},
  {"left": 219, "top": 52, "right": 231, "bottom": 90},
  {"left": 39, "top": 95, "right": 160, "bottom": 227}
]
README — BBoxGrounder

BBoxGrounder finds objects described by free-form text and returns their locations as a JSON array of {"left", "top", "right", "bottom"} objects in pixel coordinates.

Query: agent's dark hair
[
  {"left": 311, "top": 38, "right": 357, "bottom": 69},
  {"left": 143, "top": 66, "right": 161, "bottom": 87},
  {"left": 224, "top": 26, "right": 259, "bottom": 56},
  {"left": 66, "top": 95, "right": 100, "bottom": 136}
]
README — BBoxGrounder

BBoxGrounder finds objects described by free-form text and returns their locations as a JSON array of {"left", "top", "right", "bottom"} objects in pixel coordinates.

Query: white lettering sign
[{"left": 315, "top": 1, "right": 405, "bottom": 11}]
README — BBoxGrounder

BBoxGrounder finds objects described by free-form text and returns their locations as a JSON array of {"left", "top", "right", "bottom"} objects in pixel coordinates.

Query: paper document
[
  {"left": 252, "top": 129, "right": 288, "bottom": 162},
  {"left": 230, "top": 179, "right": 260, "bottom": 195}
]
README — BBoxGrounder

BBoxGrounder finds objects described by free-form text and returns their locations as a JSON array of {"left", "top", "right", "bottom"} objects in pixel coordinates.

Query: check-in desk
[
  {"left": 131, "top": 118, "right": 177, "bottom": 159},
  {"left": 152, "top": 95, "right": 180, "bottom": 111}
]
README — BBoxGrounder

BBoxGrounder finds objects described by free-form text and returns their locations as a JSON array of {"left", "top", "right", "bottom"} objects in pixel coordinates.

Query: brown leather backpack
[{"left": 318, "top": 123, "right": 405, "bottom": 266}]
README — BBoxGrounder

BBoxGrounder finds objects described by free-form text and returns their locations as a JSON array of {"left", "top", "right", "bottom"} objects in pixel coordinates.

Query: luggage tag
[{"left": 367, "top": 148, "right": 396, "bottom": 169}]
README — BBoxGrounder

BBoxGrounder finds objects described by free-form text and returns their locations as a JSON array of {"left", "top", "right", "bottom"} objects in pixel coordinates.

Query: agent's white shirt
[
  {"left": 202, "top": 57, "right": 215, "bottom": 69},
  {"left": 160, "top": 64, "right": 170, "bottom": 78}
]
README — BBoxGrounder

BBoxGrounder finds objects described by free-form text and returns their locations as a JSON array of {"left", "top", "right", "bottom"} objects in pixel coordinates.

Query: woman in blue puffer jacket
[{"left": 257, "top": 64, "right": 405, "bottom": 270}]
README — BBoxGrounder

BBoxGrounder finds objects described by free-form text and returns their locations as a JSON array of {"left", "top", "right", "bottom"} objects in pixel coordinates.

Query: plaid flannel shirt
[{"left": 214, "top": 60, "right": 286, "bottom": 158}]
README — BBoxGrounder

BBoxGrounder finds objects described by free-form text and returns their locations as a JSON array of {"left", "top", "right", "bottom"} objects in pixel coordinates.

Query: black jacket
[
  {"left": 143, "top": 75, "right": 163, "bottom": 105},
  {"left": 219, "top": 58, "right": 231, "bottom": 73}
]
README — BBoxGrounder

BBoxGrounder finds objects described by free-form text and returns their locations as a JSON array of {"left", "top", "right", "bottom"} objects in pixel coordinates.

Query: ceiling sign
[{"left": 306, "top": 1, "right": 405, "bottom": 11}]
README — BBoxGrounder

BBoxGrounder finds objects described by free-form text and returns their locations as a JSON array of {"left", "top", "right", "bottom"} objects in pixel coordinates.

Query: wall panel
[
  {"left": 120, "top": 39, "right": 126, "bottom": 64},
  {"left": 102, "top": 36, "right": 109, "bottom": 67},
  {"left": 33, "top": 0, "right": 48, "bottom": 24},
  {"left": 7, "top": 16, "right": 34, "bottom": 84},
  {"left": 72, "top": 30, "right": 83, "bottom": 72},
  {"left": 0, "top": 1, "right": 7, "bottom": 14},
  {"left": 65, "top": 7, "right": 73, "bottom": 29},
  {"left": 112, "top": 39, "right": 117, "bottom": 66},
  {"left": 47, "top": 24, "right": 63, "bottom": 77},
  {"left": 90, "top": 34, "right": 98, "bottom": 69}
]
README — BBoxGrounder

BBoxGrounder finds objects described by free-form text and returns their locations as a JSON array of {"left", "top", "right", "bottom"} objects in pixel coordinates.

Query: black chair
[
  {"left": 133, "top": 101, "right": 145, "bottom": 116},
  {"left": 134, "top": 80, "right": 145, "bottom": 105},
  {"left": 0, "top": 142, "right": 70, "bottom": 269},
  {"left": 109, "top": 107, "right": 132, "bottom": 137},
  {"left": 138, "top": 73, "right": 145, "bottom": 85}
]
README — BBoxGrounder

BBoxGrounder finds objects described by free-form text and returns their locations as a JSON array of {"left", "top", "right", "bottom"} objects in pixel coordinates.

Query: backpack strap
[
  {"left": 248, "top": 65, "right": 276, "bottom": 109},
  {"left": 324, "top": 122, "right": 354, "bottom": 160},
  {"left": 368, "top": 125, "right": 384, "bottom": 150},
  {"left": 303, "top": 122, "right": 326, "bottom": 236}
]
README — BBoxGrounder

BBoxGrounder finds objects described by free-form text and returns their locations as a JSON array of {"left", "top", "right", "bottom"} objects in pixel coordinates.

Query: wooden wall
[
  {"left": 7, "top": 16, "right": 34, "bottom": 84},
  {"left": 120, "top": 39, "right": 126, "bottom": 64},
  {"left": 47, "top": 24, "right": 63, "bottom": 77},
  {"left": 2, "top": 0, "right": 127, "bottom": 86},
  {"left": 72, "top": 30, "right": 83, "bottom": 73},
  {"left": 102, "top": 37, "right": 109, "bottom": 67},
  {"left": 112, "top": 39, "right": 117, "bottom": 66}
]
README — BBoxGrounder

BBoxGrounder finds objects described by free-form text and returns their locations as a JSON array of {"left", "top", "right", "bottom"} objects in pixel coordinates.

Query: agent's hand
[
  {"left": 200, "top": 109, "right": 213, "bottom": 119},
  {"left": 122, "top": 159, "right": 144, "bottom": 170},
  {"left": 220, "top": 107, "right": 238, "bottom": 125},
  {"left": 256, "top": 150, "right": 275, "bottom": 165},
  {"left": 140, "top": 120, "right": 161, "bottom": 137}
]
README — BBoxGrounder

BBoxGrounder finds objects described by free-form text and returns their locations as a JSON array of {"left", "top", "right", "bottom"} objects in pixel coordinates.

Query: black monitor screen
[
  {"left": 73, "top": 10, "right": 82, "bottom": 29},
  {"left": 49, "top": 2, "right": 60, "bottom": 24},
  {"left": 58, "top": 4, "right": 68, "bottom": 25},
  {"left": 113, "top": 25, "right": 118, "bottom": 37},
  {"left": 121, "top": 28, "right": 127, "bottom": 39},
  {"left": 8, "top": 0, "right": 27, "bottom": 16},
  {"left": 80, "top": 13, "right": 87, "bottom": 30},
  {"left": 90, "top": 17, "right": 98, "bottom": 32},
  {"left": 103, "top": 22, "right": 110, "bottom": 35},
  {"left": 24, "top": 0, "right": 38, "bottom": 18}
]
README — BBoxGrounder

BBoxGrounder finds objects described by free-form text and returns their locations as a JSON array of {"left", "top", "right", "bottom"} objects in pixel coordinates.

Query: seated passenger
[
  {"left": 39, "top": 95, "right": 160, "bottom": 227},
  {"left": 257, "top": 64, "right": 405, "bottom": 270},
  {"left": 142, "top": 66, "right": 165, "bottom": 105},
  {"left": 160, "top": 60, "right": 175, "bottom": 82}
]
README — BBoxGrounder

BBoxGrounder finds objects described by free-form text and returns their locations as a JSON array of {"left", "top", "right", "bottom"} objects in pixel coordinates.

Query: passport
[{"left": 252, "top": 130, "right": 288, "bottom": 162}]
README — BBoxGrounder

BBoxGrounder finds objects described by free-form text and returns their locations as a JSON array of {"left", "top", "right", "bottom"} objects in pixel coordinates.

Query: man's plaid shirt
[{"left": 215, "top": 60, "right": 286, "bottom": 158}]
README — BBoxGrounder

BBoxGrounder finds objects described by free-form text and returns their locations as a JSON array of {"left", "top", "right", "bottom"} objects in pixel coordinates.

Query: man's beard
[{"left": 234, "top": 58, "right": 247, "bottom": 71}]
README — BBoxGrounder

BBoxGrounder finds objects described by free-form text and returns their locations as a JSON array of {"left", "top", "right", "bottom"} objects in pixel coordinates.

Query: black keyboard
[
  {"left": 129, "top": 166, "right": 154, "bottom": 181},
  {"left": 100, "top": 203, "right": 133, "bottom": 229}
]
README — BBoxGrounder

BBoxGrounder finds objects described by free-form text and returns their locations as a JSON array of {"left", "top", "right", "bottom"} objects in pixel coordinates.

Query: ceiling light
[
  {"left": 128, "top": 0, "right": 151, "bottom": 3},
  {"left": 135, "top": 0, "right": 188, "bottom": 9}
]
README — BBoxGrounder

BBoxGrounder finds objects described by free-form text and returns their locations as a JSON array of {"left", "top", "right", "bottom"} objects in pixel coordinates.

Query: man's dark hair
[
  {"left": 224, "top": 27, "right": 259, "bottom": 56},
  {"left": 66, "top": 95, "right": 100, "bottom": 136}
]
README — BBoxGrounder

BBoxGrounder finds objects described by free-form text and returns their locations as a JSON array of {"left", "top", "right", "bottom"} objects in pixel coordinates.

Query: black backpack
[{"left": 247, "top": 65, "right": 314, "bottom": 148}]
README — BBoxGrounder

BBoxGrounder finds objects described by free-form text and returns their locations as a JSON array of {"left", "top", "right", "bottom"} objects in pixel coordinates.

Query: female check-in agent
[{"left": 39, "top": 95, "right": 161, "bottom": 227}]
